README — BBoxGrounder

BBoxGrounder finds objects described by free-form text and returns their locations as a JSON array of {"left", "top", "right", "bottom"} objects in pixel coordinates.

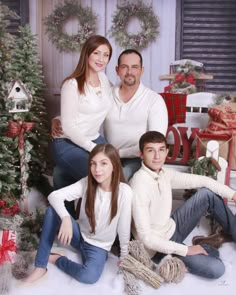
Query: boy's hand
[{"left": 187, "top": 245, "right": 208, "bottom": 256}]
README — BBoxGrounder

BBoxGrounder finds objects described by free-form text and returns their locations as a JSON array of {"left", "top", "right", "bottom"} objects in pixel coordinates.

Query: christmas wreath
[
  {"left": 44, "top": 0, "right": 97, "bottom": 52},
  {"left": 110, "top": 1, "right": 159, "bottom": 50}
]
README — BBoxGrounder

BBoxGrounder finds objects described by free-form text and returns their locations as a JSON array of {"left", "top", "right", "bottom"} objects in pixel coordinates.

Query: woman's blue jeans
[
  {"left": 153, "top": 188, "right": 236, "bottom": 279},
  {"left": 35, "top": 207, "right": 108, "bottom": 284},
  {"left": 52, "top": 136, "right": 106, "bottom": 186}
]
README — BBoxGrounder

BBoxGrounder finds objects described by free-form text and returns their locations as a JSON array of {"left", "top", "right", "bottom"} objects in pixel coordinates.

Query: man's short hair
[
  {"left": 139, "top": 131, "right": 167, "bottom": 152},
  {"left": 117, "top": 49, "right": 143, "bottom": 67}
]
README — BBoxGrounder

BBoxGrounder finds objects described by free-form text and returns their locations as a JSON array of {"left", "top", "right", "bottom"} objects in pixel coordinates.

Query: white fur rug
[
  {"left": 7, "top": 190, "right": 236, "bottom": 295},
  {"left": 9, "top": 220, "right": 236, "bottom": 295}
]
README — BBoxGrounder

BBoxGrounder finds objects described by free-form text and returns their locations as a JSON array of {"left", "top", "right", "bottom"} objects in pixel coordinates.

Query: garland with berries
[
  {"left": 44, "top": 0, "right": 97, "bottom": 52},
  {"left": 110, "top": 1, "right": 159, "bottom": 50}
]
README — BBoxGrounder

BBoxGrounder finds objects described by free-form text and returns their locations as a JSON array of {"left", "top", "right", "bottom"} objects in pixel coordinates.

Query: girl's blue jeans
[
  {"left": 35, "top": 207, "right": 108, "bottom": 284},
  {"left": 52, "top": 135, "right": 106, "bottom": 187},
  {"left": 153, "top": 188, "right": 236, "bottom": 279}
]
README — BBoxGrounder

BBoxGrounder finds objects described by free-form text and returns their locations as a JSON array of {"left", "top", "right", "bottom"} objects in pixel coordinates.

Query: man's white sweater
[
  {"left": 103, "top": 83, "right": 168, "bottom": 158},
  {"left": 130, "top": 163, "right": 235, "bottom": 257}
]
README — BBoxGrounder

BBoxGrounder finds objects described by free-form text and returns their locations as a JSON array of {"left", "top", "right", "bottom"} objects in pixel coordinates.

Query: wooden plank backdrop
[{"left": 29, "top": 0, "right": 176, "bottom": 118}]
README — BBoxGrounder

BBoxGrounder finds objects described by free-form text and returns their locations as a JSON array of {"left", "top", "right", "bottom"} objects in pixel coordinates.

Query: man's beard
[{"left": 124, "top": 74, "right": 136, "bottom": 86}]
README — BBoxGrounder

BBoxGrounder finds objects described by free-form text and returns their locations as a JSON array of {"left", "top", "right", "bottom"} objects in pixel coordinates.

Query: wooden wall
[{"left": 29, "top": 0, "right": 176, "bottom": 118}]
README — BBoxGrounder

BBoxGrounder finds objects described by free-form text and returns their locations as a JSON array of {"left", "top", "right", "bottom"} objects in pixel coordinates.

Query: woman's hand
[
  {"left": 51, "top": 118, "right": 63, "bottom": 138},
  {"left": 187, "top": 245, "right": 208, "bottom": 256},
  {"left": 58, "top": 216, "right": 73, "bottom": 245}
]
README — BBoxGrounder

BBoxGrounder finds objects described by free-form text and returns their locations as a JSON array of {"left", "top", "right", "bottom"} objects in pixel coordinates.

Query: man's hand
[
  {"left": 51, "top": 118, "right": 63, "bottom": 138},
  {"left": 58, "top": 216, "right": 73, "bottom": 245},
  {"left": 232, "top": 192, "right": 236, "bottom": 205},
  {"left": 187, "top": 245, "right": 208, "bottom": 256}
]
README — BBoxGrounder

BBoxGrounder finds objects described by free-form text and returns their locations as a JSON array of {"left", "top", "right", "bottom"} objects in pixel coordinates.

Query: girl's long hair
[
  {"left": 62, "top": 35, "right": 112, "bottom": 94},
  {"left": 85, "top": 144, "right": 126, "bottom": 233}
]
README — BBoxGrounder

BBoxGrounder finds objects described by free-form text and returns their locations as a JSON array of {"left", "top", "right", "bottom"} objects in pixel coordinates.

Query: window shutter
[
  {"left": 177, "top": 0, "right": 236, "bottom": 92},
  {"left": 1, "top": 0, "right": 29, "bottom": 35}
]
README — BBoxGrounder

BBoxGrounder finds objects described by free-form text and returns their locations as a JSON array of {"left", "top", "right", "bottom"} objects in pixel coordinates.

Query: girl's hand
[{"left": 58, "top": 216, "right": 73, "bottom": 245}]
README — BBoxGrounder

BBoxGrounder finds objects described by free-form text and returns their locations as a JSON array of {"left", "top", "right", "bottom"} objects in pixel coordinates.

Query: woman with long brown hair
[
  {"left": 23, "top": 144, "right": 133, "bottom": 284},
  {"left": 52, "top": 35, "right": 113, "bottom": 190}
]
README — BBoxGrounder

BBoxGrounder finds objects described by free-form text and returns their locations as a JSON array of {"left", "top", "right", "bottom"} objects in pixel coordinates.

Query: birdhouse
[{"left": 6, "top": 80, "right": 32, "bottom": 113}]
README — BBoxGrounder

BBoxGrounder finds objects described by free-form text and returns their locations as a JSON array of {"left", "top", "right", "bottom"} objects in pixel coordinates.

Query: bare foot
[
  {"left": 49, "top": 253, "right": 63, "bottom": 264},
  {"left": 23, "top": 268, "right": 47, "bottom": 283}
]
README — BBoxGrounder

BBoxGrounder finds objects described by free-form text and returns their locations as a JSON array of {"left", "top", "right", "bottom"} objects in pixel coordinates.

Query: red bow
[
  {"left": 7, "top": 120, "right": 35, "bottom": 149},
  {"left": 164, "top": 73, "right": 196, "bottom": 93},
  {"left": 0, "top": 231, "right": 17, "bottom": 264}
]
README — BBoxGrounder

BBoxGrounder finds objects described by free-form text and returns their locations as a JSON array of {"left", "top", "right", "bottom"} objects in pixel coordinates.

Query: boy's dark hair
[
  {"left": 139, "top": 131, "right": 167, "bottom": 153},
  {"left": 117, "top": 49, "right": 143, "bottom": 67}
]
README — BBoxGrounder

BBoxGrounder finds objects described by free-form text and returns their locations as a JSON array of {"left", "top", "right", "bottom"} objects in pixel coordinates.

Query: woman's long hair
[
  {"left": 62, "top": 35, "right": 112, "bottom": 94},
  {"left": 85, "top": 144, "right": 126, "bottom": 233}
]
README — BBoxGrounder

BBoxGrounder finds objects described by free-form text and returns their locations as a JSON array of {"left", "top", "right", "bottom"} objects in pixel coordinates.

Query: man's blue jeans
[
  {"left": 153, "top": 188, "right": 236, "bottom": 279},
  {"left": 52, "top": 136, "right": 106, "bottom": 186},
  {"left": 35, "top": 207, "right": 108, "bottom": 284},
  {"left": 121, "top": 158, "right": 141, "bottom": 181},
  {"left": 53, "top": 153, "right": 141, "bottom": 190}
]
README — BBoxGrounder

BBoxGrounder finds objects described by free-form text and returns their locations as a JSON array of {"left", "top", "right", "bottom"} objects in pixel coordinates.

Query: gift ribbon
[
  {"left": 7, "top": 120, "right": 35, "bottom": 149},
  {"left": 0, "top": 231, "right": 17, "bottom": 264}
]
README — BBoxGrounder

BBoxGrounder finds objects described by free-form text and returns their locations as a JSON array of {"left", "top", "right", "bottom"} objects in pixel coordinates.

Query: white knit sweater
[
  {"left": 103, "top": 83, "right": 168, "bottom": 158},
  {"left": 48, "top": 177, "right": 133, "bottom": 258},
  {"left": 130, "top": 163, "right": 235, "bottom": 257},
  {"left": 59, "top": 71, "right": 112, "bottom": 152}
]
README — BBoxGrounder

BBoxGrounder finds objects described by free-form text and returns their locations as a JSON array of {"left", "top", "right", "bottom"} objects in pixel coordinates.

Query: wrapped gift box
[{"left": 0, "top": 230, "right": 17, "bottom": 264}]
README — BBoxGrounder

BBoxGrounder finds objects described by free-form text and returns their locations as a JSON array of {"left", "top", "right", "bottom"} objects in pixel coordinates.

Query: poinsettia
[{"left": 0, "top": 194, "right": 21, "bottom": 217}]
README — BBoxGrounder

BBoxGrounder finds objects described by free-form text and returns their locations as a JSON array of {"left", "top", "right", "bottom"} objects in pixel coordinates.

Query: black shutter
[
  {"left": 1, "top": 0, "right": 29, "bottom": 35},
  {"left": 176, "top": 0, "right": 236, "bottom": 92}
]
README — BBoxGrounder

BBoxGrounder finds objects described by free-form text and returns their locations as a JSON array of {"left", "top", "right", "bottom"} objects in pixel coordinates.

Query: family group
[{"left": 22, "top": 35, "right": 236, "bottom": 286}]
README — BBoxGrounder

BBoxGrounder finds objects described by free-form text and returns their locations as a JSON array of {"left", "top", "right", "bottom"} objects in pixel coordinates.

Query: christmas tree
[
  {"left": 0, "top": 2, "right": 51, "bottom": 201},
  {"left": 0, "top": 2, "right": 20, "bottom": 196},
  {"left": 8, "top": 25, "right": 51, "bottom": 195}
]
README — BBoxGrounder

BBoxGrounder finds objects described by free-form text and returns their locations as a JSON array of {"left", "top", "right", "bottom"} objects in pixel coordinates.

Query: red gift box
[{"left": 0, "top": 230, "right": 17, "bottom": 264}]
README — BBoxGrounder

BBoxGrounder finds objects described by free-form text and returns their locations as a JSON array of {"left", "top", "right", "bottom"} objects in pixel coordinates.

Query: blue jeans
[
  {"left": 35, "top": 207, "right": 108, "bottom": 284},
  {"left": 121, "top": 158, "right": 141, "bottom": 181},
  {"left": 53, "top": 155, "right": 141, "bottom": 189},
  {"left": 153, "top": 188, "right": 236, "bottom": 279},
  {"left": 52, "top": 136, "right": 106, "bottom": 185}
]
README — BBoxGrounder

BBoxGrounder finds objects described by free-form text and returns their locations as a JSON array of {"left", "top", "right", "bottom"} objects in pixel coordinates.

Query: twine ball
[{"left": 158, "top": 256, "right": 186, "bottom": 283}]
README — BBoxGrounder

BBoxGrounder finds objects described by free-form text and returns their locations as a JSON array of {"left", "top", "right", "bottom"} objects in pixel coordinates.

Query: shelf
[{"left": 159, "top": 73, "right": 214, "bottom": 81}]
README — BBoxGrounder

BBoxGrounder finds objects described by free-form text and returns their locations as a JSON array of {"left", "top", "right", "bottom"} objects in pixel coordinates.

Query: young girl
[
  {"left": 24, "top": 144, "right": 133, "bottom": 284},
  {"left": 52, "top": 35, "right": 113, "bottom": 188}
]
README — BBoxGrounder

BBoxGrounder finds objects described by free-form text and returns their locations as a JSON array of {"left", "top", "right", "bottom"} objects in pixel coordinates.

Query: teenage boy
[{"left": 130, "top": 131, "right": 236, "bottom": 279}]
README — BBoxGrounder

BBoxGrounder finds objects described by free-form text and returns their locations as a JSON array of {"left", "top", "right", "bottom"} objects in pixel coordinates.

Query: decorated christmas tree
[
  {"left": 8, "top": 25, "right": 51, "bottom": 195},
  {"left": 0, "top": 2, "right": 21, "bottom": 196},
  {"left": 0, "top": 4, "right": 48, "bottom": 280}
]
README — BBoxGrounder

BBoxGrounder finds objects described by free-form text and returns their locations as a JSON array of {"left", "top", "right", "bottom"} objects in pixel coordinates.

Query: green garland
[
  {"left": 44, "top": 0, "right": 97, "bottom": 52},
  {"left": 110, "top": 1, "right": 159, "bottom": 50}
]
